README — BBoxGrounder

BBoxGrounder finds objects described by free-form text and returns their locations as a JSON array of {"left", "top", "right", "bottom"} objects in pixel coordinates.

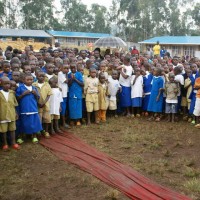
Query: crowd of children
[{"left": 0, "top": 44, "right": 200, "bottom": 151}]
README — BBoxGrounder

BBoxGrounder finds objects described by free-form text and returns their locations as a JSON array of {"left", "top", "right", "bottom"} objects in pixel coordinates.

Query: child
[
  {"left": 84, "top": 60, "right": 92, "bottom": 77},
  {"left": 16, "top": 74, "right": 42, "bottom": 143},
  {"left": 12, "top": 71, "right": 21, "bottom": 86},
  {"left": 164, "top": 73, "right": 180, "bottom": 122},
  {"left": 97, "top": 73, "right": 109, "bottom": 122},
  {"left": 188, "top": 64, "right": 200, "bottom": 124},
  {"left": 147, "top": 67, "right": 164, "bottom": 122},
  {"left": 58, "top": 64, "right": 70, "bottom": 128},
  {"left": 45, "top": 63, "right": 56, "bottom": 82},
  {"left": 118, "top": 56, "right": 133, "bottom": 116},
  {"left": 185, "top": 69, "right": 192, "bottom": 121},
  {"left": 131, "top": 68, "right": 143, "bottom": 117},
  {"left": 142, "top": 65, "right": 153, "bottom": 116},
  {"left": 0, "top": 77, "right": 20, "bottom": 150},
  {"left": 68, "top": 63, "right": 84, "bottom": 125},
  {"left": 193, "top": 77, "right": 200, "bottom": 128},
  {"left": 84, "top": 68, "right": 99, "bottom": 125},
  {"left": 98, "top": 61, "right": 108, "bottom": 80},
  {"left": 0, "top": 61, "right": 12, "bottom": 80},
  {"left": 174, "top": 66, "right": 184, "bottom": 113},
  {"left": 108, "top": 70, "right": 121, "bottom": 117},
  {"left": 33, "top": 71, "right": 52, "bottom": 138},
  {"left": 49, "top": 77, "right": 64, "bottom": 134}
]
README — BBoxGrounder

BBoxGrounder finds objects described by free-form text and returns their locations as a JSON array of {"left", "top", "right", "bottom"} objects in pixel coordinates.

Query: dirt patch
[{"left": 1, "top": 116, "right": 200, "bottom": 199}]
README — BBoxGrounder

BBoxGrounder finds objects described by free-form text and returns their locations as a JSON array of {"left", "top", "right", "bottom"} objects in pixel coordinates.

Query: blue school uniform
[
  {"left": 147, "top": 76, "right": 164, "bottom": 113},
  {"left": 189, "top": 71, "right": 200, "bottom": 114},
  {"left": 0, "top": 71, "right": 12, "bottom": 80},
  {"left": 68, "top": 72, "right": 83, "bottom": 119},
  {"left": 16, "top": 84, "right": 42, "bottom": 134},
  {"left": 142, "top": 73, "right": 153, "bottom": 111}
]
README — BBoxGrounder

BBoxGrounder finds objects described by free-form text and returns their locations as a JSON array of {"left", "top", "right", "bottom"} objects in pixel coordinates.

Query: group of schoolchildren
[{"left": 0, "top": 45, "right": 200, "bottom": 151}]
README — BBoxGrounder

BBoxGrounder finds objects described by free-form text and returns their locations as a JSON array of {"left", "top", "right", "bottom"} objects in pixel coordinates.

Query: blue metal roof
[
  {"left": 47, "top": 30, "right": 112, "bottom": 38},
  {"left": 139, "top": 36, "right": 200, "bottom": 45}
]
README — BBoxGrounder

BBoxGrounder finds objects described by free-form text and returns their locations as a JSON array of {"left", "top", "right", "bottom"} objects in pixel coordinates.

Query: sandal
[
  {"left": 17, "top": 138, "right": 24, "bottom": 145},
  {"left": 32, "top": 137, "right": 39, "bottom": 144},
  {"left": 44, "top": 132, "right": 50, "bottom": 139},
  {"left": 2, "top": 145, "right": 9, "bottom": 151},
  {"left": 13, "top": 144, "right": 20, "bottom": 150}
]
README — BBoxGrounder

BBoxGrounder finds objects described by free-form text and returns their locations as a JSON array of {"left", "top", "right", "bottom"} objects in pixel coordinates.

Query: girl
[
  {"left": 131, "top": 68, "right": 143, "bottom": 117},
  {"left": 68, "top": 63, "right": 84, "bottom": 126},
  {"left": 16, "top": 74, "right": 42, "bottom": 143},
  {"left": 188, "top": 64, "right": 200, "bottom": 124},
  {"left": 147, "top": 67, "right": 164, "bottom": 122},
  {"left": 97, "top": 73, "right": 109, "bottom": 122},
  {"left": 142, "top": 64, "right": 153, "bottom": 116}
]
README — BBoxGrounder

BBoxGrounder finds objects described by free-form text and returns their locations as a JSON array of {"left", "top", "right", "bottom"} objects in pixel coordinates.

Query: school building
[
  {"left": 47, "top": 30, "right": 112, "bottom": 47},
  {"left": 139, "top": 36, "right": 200, "bottom": 58},
  {"left": 0, "top": 28, "right": 52, "bottom": 42}
]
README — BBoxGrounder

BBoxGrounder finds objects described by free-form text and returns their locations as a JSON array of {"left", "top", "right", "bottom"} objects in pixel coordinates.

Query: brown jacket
[
  {"left": 0, "top": 90, "right": 18, "bottom": 121},
  {"left": 98, "top": 82, "right": 109, "bottom": 110}
]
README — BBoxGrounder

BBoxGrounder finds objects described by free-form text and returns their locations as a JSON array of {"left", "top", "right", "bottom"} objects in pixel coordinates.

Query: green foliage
[{"left": 0, "top": 0, "right": 5, "bottom": 28}]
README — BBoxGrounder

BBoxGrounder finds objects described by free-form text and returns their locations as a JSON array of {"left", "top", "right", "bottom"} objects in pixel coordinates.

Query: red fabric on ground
[{"left": 40, "top": 133, "right": 191, "bottom": 200}]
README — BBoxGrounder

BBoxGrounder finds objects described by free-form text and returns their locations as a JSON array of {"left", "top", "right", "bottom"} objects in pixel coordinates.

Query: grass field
[{"left": 1, "top": 116, "right": 200, "bottom": 200}]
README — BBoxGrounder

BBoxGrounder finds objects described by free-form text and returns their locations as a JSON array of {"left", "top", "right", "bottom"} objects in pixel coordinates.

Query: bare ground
[{"left": 1, "top": 116, "right": 200, "bottom": 200}]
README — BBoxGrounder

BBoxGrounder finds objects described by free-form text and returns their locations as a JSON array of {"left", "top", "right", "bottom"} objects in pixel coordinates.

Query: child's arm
[
  {"left": 32, "top": 89, "right": 40, "bottom": 101},
  {"left": 17, "top": 90, "right": 31, "bottom": 100},
  {"left": 156, "top": 88, "right": 163, "bottom": 102},
  {"left": 39, "top": 95, "right": 50, "bottom": 108}
]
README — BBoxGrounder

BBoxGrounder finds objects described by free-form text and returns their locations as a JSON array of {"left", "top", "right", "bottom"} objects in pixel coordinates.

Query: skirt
[
  {"left": 69, "top": 98, "right": 82, "bottom": 119},
  {"left": 60, "top": 97, "right": 68, "bottom": 115},
  {"left": 131, "top": 97, "right": 142, "bottom": 107},
  {"left": 20, "top": 114, "right": 42, "bottom": 134},
  {"left": 142, "top": 95, "right": 150, "bottom": 111},
  {"left": 120, "top": 86, "right": 131, "bottom": 107},
  {"left": 189, "top": 92, "right": 196, "bottom": 115}
]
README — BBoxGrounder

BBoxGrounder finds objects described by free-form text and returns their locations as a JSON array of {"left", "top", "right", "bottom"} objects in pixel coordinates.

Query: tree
[
  {"left": 0, "top": 0, "right": 5, "bottom": 28},
  {"left": 191, "top": 3, "right": 200, "bottom": 30},
  {"left": 90, "top": 4, "right": 111, "bottom": 33},
  {"left": 19, "top": 0, "right": 60, "bottom": 30}
]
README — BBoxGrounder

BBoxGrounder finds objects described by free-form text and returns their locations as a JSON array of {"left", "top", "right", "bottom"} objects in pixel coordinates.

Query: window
[
  {"left": 172, "top": 46, "right": 181, "bottom": 56},
  {"left": 184, "top": 46, "right": 194, "bottom": 57}
]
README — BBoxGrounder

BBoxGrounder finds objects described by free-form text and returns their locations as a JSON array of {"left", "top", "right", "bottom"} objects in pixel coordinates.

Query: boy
[
  {"left": 0, "top": 61, "right": 12, "bottom": 80},
  {"left": 58, "top": 64, "right": 70, "bottom": 128},
  {"left": 165, "top": 73, "right": 180, "bottom": 122},
  {"left": 0, "top": 77, "right": 20, "bottom": 150},
  {"left": 49, "top": 77, "right": 64, "bottom": 134},
  {"left": 84, "top": 68, "right": 99, "bottom": 125},
  {"left": 33, "top": 71, "right": 52, "bottom": 138},
  {"left": 108, "top": 70, "right": 121, "bottom": 117}
]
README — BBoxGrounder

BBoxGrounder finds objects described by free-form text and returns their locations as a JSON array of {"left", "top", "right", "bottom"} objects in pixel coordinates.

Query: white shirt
[
  {"left": 175, "top": 74, "right": 184, "bottom": 96},
  {"left": 119, "top": 65, "right": 133, "bottom": 87},
  {"left": 108, "top": 77, "right": 121, "bottom": 100},
  {"left": 38, "top": 83, "right": 44, "bottom": 89},
  {"left": 58, "top": 71, "right": 68, "bottom": 98},
  {"left": 131, "top": 75, "right": 143, "bottom": 98},
  {"left": 1, "top": 90, "right": 9, "bottom": 102},
  {"left": 49, "top": 88, "right": 63, "bottom": 115},
  {"left": 24, "top": 85, "right": 32, "bottom": 91},
  {"left": 46, "top": 74, "right": 54, "bottom": 80}
]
